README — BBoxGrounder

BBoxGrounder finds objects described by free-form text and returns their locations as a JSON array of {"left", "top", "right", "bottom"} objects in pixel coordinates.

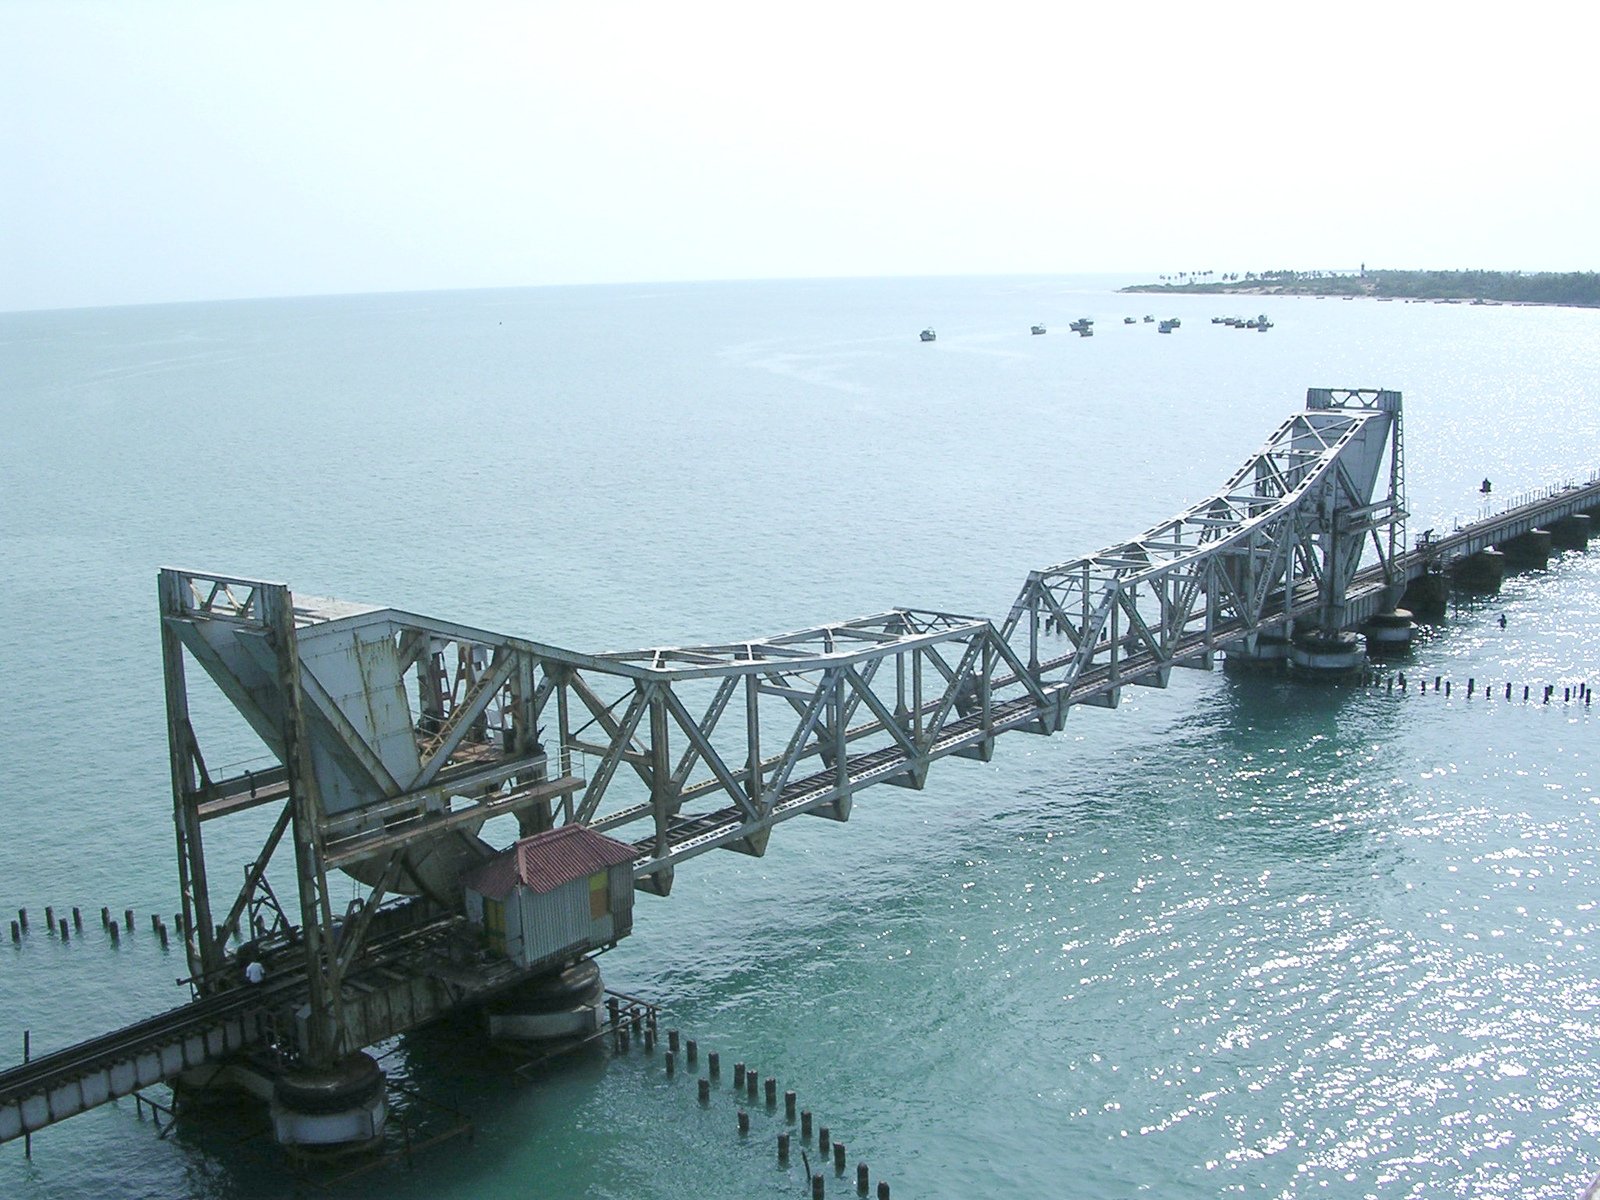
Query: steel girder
[{"left": 565, "top": 609, "right": 1060, "bottom": 894}]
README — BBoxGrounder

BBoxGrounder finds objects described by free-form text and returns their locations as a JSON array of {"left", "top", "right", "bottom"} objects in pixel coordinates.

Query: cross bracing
[
  {"left": 1005, "top": 387, "right": 1404, "bottom": 690},
  {"left": 159, "top": 387, "right": 1404, "bottom": 1063}
]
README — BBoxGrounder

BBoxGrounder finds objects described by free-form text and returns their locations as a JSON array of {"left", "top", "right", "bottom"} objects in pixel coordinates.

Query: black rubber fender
[
  {"left": 272, "top": 1052, "right": 385, "bottom": 1115},
  {"left": 499, "top": 958, "right": 603, "bottom": 1014}
]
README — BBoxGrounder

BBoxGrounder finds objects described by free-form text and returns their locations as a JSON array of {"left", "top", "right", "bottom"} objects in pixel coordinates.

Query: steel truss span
[
  {"left": 166, "top": 389, "right": 1407, "bottom": 892},
  {"left": 157, "top": 388, "right": 1405, "bottom": 1051}
]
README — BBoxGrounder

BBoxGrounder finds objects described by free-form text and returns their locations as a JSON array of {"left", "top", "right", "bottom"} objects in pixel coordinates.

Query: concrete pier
[
  {"left": 1453, "top": 548, "right": 1506, "bottom": 593},
  {"left": 270, "top": 1051, "right": 387, "bottom": 1151},
  {"left": 1361, "top": 609, "right": 1414, "bottom": 657},
  {"left": 1288, "top": 629, "right": 1365, "bottom": 680},
  {"left": 1497, "top": 529, "right": 1552, "bottom": 570},
  {"left": 1400, "top": 572, "right": 1449, "bottom": 622},
  {"left": 1548, "top": 513, "right": 1590, "bottom": 550},
  {"left": 485, "top": 958, "right": 605, "bottom": 1042},
  {"left": 1223, "top": 629, "right": 1292, "bottom": 672}
]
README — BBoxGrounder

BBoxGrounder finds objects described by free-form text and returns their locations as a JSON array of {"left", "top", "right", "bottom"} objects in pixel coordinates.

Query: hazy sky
[{"left": 2, "top": 1, "right": 1595, "bottom": 312}]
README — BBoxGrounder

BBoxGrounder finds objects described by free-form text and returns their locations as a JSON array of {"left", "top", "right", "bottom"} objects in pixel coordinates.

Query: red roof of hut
[{"left": 463, "top": 825, "right": 637, "bottom": 900}]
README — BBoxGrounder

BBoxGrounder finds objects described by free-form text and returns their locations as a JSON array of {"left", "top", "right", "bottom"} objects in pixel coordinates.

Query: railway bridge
[{"left": 5, "top": 387, "right": 1597, "bottom": 1150}]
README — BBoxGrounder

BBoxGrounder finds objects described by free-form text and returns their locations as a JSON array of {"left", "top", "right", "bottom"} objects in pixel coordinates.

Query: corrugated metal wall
[
  {"left": 608, "top": 862, "right": 633, "bottom": 937},
  {"left": 468, "top": 864, "right": 636, "bottom": 968},
  {"left": 517, "top": 877, "right": 591, "bottom": 965},
  {"left": 505, "top": 887, "right": 525, "bottom": 961}
]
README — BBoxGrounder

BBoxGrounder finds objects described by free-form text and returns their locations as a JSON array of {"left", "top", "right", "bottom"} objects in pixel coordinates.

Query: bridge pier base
[
  {"left": 1400, "top": 571, "right": 1449, "bottom": 622},
  {"left": 270, "top": 1051, "right": 387, "bottom": 1154},
  {"left": 1548, "top": 513, "right": 1590, "bottom": 551},
  {"left": 1498, "top": 529, "right": 1552, "bottom": 570},
  {"left": 1288, "top": 630, "right": 1365, "bottom": 680},
  {"left": 1361, "top": 609, "right": 1414, "bottom": 658},
  {"left": 1453, "top": 549, "right": 1506, "bottom": 593},
  {"left": 1222, "top": 630, "right": 1291, "bottom": 673},
  {"left": 486, "top": 958, "right": 606, "bottom": 1042}
]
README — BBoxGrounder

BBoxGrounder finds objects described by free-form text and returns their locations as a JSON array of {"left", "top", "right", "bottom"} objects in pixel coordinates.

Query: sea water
[{"left": 1, "top": 277, "right": 1597, "bottom": 1198}]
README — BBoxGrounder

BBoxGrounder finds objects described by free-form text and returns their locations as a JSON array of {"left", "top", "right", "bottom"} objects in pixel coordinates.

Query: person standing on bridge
[{"left": 244, "top": 958, "right": 265, "bottom": 985}]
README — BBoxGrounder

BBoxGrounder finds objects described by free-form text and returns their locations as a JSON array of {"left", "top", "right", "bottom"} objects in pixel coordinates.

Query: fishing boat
[
  {"left": 920, "top": 328, "right": 936, "bottom": 342},
  {"left": 1031, "top": 324, "right": 1046, "bottom": 335}
]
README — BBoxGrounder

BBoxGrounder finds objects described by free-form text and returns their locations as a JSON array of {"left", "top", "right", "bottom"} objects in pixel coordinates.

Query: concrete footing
[
  {"left": 1498, "top": 529, "right": 1552, "bottom": 570},
  {"left": 1361, "top": 609, "right": 1414, "bottom": 657},
  {"left": 1453, "top": 548, "right": 1506, "bottom": 593},
  {"left": 1223, "top": 629, "right": 1291, "bottom": 672},
  {"left": 1400, "top": 571, "right": 1449, "bottom": 621},
  {"left": 1548, "top": 513, "right": 1591, "bottom": 550},
  {"left": 486, "top": 957, "right": 605, "bottom": 1042},
  {"left": 270, "top": 1052, "right": 387, "bottom": 1151},
  {"left": 1288, "top": 630, "right": 1365, "bottom": 679}
]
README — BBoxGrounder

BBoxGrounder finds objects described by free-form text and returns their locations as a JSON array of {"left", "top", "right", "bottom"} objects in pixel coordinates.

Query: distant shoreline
[{"left": 1121, "top": 269, "right": 1600, "bottom": 308}]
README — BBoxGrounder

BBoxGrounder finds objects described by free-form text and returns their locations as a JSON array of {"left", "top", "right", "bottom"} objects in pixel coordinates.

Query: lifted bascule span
[
  {"left": 8, "top": 386, "right": 1596, "bottom": 1150},
  {"left": 161, "top": 389, "right": 1405, "bottom": 931}
]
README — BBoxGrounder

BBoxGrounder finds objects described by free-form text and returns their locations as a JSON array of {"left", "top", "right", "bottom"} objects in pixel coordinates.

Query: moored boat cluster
[{"left": 916, "top": 312, "right": 1271, "bottom": 339}]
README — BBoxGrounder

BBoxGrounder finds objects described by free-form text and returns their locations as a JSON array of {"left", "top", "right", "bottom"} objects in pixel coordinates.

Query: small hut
[{"left": 462, "top": 825, "right": 636, "bottom": 971}]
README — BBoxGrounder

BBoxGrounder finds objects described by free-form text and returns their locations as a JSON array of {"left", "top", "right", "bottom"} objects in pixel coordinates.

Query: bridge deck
[
  {"left": 0, "top": 983, "right": 274, "bottom": 1144},
  {"left": 0, "top": 913, "right": 528, "bottom": 1144}
]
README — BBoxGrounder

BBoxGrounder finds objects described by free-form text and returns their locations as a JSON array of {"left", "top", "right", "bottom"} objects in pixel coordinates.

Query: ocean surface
[{"left": 1, "top": 277, "right": 1597, "bottom": 1199}]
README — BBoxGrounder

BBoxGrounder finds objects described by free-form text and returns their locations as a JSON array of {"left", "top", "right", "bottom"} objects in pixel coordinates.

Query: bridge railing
[{"left": 1480, "top": 476, "right": 1600, "bottom": 523}]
